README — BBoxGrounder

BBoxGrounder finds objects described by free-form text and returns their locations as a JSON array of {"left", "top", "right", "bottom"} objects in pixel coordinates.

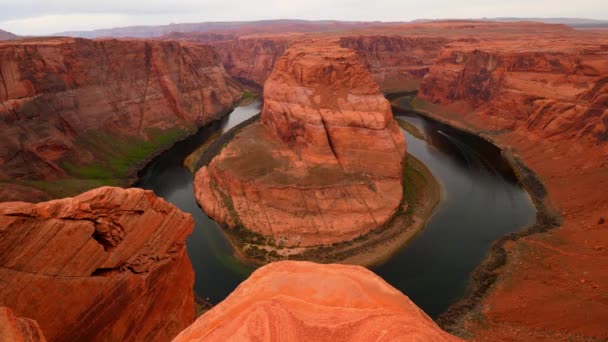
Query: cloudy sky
[{"left": 1, "top": 0, "right": 607, "bottom": 35}]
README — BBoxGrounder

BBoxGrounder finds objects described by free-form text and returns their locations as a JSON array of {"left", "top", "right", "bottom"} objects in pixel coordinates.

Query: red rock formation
[
  {"left": 417, "top": 34, "right": 608, "bottom": 341},
  {"left": 173, "top": 261, "right": 461, "bottom": 342},
  {"left": 0, "top": 37, "right": 242, "bottom": 201},
  {"left": 339, "top": 35, "right": 450, "bottom": 91},
  {"left": 210, "top": 37, "right": 292, "bottom": 86},
  {"left": 195, "top": 42, "right": 406, "bottom": 252},
  {"left": 0, "top": 187, "right": 195, "bottom": 341},
  {"left": 0, "top": 307, "right": 46, "bottom": 342}
]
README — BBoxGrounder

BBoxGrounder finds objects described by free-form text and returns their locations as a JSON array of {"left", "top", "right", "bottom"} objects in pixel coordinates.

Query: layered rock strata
[
  {"left": 0, "top": 307, "right": 46, "bottom": 342},
  {"left": 0, "top": 187, "right": 195, "bottom": 341},
  {"left": 339, "top": 35, "right": 450, "bottom": 91},
  {"left": 417, "top": 36, "right": 608, "bottom": 340},
  {"left": 0, "top": 37, "right": 242, "bottom": 201},
  {"left": 195, "top": 42, "right": 406, "bottom": 252},
  {"left": 173, "top": 261, "right": 461, "bottom": 342}
]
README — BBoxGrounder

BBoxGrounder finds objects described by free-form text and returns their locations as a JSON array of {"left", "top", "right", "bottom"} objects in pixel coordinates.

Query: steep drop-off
[
  {"left": 417, "top": 36, "right": 608, "bottom": 340},
  {"left": 211, "top": 37, "right": 292, "bottom": 86},
  {"left": 173, "top": 261, "right": 461, "bottom": 342},
  {"left": 339, "top": 35, "right": 450, "bottom": 91},
  {"left": 195, "top": 42, "right": 406, "bottom": 257},
  {"left": 0, "top": 187, "right": 195, "bottom": 341},
  {"left": 0, "top": 37, "right": 242, "bottom": 201}
]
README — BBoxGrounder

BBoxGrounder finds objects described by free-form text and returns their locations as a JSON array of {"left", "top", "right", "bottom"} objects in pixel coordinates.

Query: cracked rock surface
[{"left": 0, "top": 186, "right": 195, "bottom": 341}]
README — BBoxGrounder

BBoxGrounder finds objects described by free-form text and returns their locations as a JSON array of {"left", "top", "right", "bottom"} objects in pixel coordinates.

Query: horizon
[{"left": 1, "top": 0, "right": 607, "bottom": 36}]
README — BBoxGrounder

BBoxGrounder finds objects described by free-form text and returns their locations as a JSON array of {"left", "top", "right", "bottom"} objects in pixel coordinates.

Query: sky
[{"left": 0, "top": 0, "right": 607, "bottom": 35}]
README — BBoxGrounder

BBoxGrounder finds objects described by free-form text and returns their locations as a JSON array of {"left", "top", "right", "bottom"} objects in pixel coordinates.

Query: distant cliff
[{"left": 0, "top": 37, "right": 242, "bottom": 201}]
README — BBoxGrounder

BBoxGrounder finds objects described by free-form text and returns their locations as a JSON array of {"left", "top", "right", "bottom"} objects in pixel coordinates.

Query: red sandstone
[
  {"left": 173, "top": 261, "right": 461, "bottom": 342},
  {"left": 0, "top": 187, "right": 195, "bottom": 341},
  {"left": 194, "top": 41, "right": 406, "bottom": 251}
]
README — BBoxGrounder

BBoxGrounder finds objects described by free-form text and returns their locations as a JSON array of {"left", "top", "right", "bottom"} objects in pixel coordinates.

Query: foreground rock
[
  {"left": 174, "top": 261, "right": 461, "bottom": 342},
  {"left": 195, "top": 42, "right": 406, "bottom": 258},
  {"left": 0, "top": 187, "right": 195, "bottom": 341},
  {"left": 0, "top": 37, "right": 242, "bottom": 202},
  {"left": 417, "top": 34, "right": 608, "bottom": 340},
  {"left": 0, "top": 307, "right": 46, "bottom": 342}
]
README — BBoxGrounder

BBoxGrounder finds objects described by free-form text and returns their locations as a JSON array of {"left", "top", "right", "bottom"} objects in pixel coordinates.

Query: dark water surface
[{"left": 135, "top": 98, "right": 536, "bottom": 317}]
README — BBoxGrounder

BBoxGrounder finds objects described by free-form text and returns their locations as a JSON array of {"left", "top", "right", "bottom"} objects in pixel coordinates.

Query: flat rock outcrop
[
  {"left": 417, "top": 34, "right": 608, "bottom": 341},
  {"left": 195, "top": 42, "right": 406, "bottom": 254},
  {"left": 0, "top": 307, "right": 46, "bottom": 342},
  {"left": 0, "top": 37, "right": 242, "bottom": 201},
  {"left": 0, "top": 186, "right": 195, "bottom": 341},
  {"left": 173, "top": 261, "right": 461, "bottom": 342}
]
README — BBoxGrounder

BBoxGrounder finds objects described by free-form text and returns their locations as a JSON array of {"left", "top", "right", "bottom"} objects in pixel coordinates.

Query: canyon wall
[
  {"left": 195, "top": 42, "right": 406, "bottom": 252},
  {"left": 417, "top": 36, "right": 608, "bottom": 340},
  {"left": 0, "top": 307, "right": 46, "bottom": 342},
  {"left": 210, "top": 37, "right": 292, "bottom": 86},
  {"left": 173, "top": 261, "right": 461, "bottom": 342},
  {"left": 419, "top": 37, "right": 608, "bottom": 143},
  {"left": 339, "top": 35, "right": 450, "bottom": 91},
  {"left": 0, "top": 37, "right": 242, "bottom": 201},
  {"left": 0, "top": 187, "right": 195, "bottom": 341}
]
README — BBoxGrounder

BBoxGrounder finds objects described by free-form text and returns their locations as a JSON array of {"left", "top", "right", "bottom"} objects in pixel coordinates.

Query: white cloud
[{"left": 0, "top": 0, "right": 606, "bottom": 36}]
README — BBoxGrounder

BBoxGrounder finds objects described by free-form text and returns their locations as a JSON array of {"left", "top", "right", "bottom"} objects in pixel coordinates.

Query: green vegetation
[{"left": 61, "top": 126, "right": 190, "bottom": 181}]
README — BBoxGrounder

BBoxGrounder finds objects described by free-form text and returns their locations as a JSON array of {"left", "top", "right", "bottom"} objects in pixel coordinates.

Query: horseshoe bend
[{"left": 0, "top": 14, "right": 607, "bottom": 342}]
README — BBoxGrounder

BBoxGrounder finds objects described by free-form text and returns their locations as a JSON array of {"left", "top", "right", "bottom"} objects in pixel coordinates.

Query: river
[{"left": 135, "top": 97, "right": 536, "bottom": 318}]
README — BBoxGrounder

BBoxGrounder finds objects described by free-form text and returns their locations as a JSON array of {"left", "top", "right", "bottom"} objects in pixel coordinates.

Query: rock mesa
[
  {"left": 195, "top": 42, "right": 406, "bottom": 253},
  {"left": 0, "top": 187, "right": 195, "bottom": 341}
]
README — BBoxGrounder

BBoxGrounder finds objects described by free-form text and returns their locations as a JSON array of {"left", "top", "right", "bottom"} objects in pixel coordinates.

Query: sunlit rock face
[
  {"left": 0, "top": 187, "right": 195, "bottom": 341},
  {"left": 195, "top": 41, "right": 406, "bottom": 250},
  {"left": 173, "top": 261, "right": 461, "bottom": 342}
]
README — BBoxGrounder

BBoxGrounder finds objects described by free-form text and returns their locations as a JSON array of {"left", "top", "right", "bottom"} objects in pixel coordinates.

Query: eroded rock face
[
  {"left": 0, "top": 37, "right": 242, "bottom": 201},
  {"left": 0, "top": 187, "right": 195, "bottom": 341},
  {"left": 417, "top": 35, "right": 608, "bottom": 341},
  {"left": 195, "top": 42, "right": 406, "bottom": 251},
  {"left": 339, "top": 35, "right": 450, "bottom": 91},
  {"left": 419, "top": 37, "right": 608, "bottom": 142},
  {"left": 211, "top": 37, "right": 292, "bottom": 86},
  {"left": 0, "top": 307, "right": 46, "bottom": 342},
  {"left": 173, "top": 261, "right": 461, "bottom": 342}
]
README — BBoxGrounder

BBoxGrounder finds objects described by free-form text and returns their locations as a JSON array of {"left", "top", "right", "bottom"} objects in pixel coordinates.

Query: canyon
[
  {"left": 0, "top": 19, "right": 606, "bottom": 342},
  {"left": 416, "top": 33, "right": 608, "bottom": 340},
  {"left": 194, "top": 41, "right": 407, "bottom": 258},
  {"left": 0, "top": 37, "right": 242, "bottom": 202},
  {"left": 0, "top": 187, "right": 195, "bottom": 341}
]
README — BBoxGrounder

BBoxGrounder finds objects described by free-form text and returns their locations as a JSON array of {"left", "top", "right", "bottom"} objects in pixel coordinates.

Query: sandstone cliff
[
  {"left": 419, "top": 37, "right": 608, "bottom": 142},
  {"left": 417, "top": 34, "right": 608, "bottom": 340},
  {"left": 173, "top": 261, "right": 461, "bottom": 342},
  {"left": 339, "top": 35, "right": 450, "bottom": 91},
  {"left": 195, "top": 42, "right": 406, "bottom": 255},
  {"left": 0, "top": 187, "right": 195, "bottom": 341},
  {"left": 0, "top": 307, "right": 46, "bottom": 342},
  {"left": 0, "top": 37, "right": 242, "bottom": 201},
  {"left": 211, "top": 37, "right": 292, "bottom": 86}
]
